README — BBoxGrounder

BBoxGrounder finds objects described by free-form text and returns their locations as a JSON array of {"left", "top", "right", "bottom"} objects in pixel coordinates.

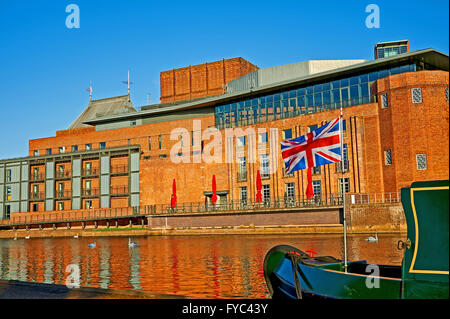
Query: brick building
[{"left": 0, "top": 47, "right": 448, "bottom": 220}]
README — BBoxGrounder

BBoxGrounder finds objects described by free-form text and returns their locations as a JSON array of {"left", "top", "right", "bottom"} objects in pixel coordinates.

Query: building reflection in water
[{"left": 0, "top": 233, "right": 405, "bottom": 298}]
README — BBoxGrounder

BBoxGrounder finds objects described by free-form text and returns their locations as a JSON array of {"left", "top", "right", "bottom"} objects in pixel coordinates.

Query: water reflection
[{"left": 0, "top": 234, "right": 405, "bottom": 298}]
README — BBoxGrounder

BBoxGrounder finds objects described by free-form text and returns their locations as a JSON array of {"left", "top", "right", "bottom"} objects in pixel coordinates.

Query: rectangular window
[
  {"left": 238, "top": 157, "right": 247, "bottom": 181},
  {"left": 237, "top": 136, "right": 246, "bottom": 147},
  {"left": 282, "top": 129, "right": 293, "bottom": 140},
  {"left": 262, "top": 184, "right": 271, "bottom": 201},
  {"left": 312, "top": 181, "right": 321, "bottom": 197},
  {"left": 384, "top": 150, "right": 392, "bottom": 166},
  {"left": 100, "top": 142, "right": 106, "bottom": 149},
  {"left": 57, "top": 165, "right": 65, "bottom": 178},
  {"left": 58, "top": 202, "right": 64, "bottom": 211},
  {"left": 72, "top": 145, "right": 78, "bottom": 152},
  {"left": 158, "top": 135, "right": 162, "bottom": 150},
  {"left": 308, "top": 124, "right": 318, "bottom": 133},
  {"left": 339, "top": 178, "right": 350, "bottom": 194},
  {"left": 148, "top": 137, "right": 151, "bottom": 150},
  {"left": 259, "top": 132, "right": 268, "bottom": 144},
  {"left": 5, "top": 205, "right": 10, "bottom": 219},
  {"left": 285, "top": 183, "right": 295, "bottom": 198},
  {"left": 416, "top": 154, "right": 427, "bottom": 170},
  {"left": 260, "top": 154, "right": 270, "bottom": 178},
  {"left": 240, "top": 186, "right": 248, "bottom": 205},
  {"left": 58, "top": 182, "right": 64, "bottom": 197},
  {"left": 46, "top": 148, "right": 52, "bottom": 155},
  {"left": 85, "top": 162, "right": 92, "bottom": 175},
  {"left": 381, "top": 93, "right": 388, "bottom": 108},
  {"left": 34, "top": 150, "right": 39, "bottom": 156},
  {"left": 6, "top": 169, "right": 11, "bottom": 182},
  {"left": 85, "top": 200, "right": 92, "bottom": 209},
  {"left": 33, "top": 184, "right": 39, "bottom": 197},
  {"left": 312, "top": 166, "right": 321, "bottom": 174},
  {"left": 446, "top": 87, "right": 449, "bottom": 103},
  {"left": 6, "top": 186, "right": 11, "bottom": 201},
  {"left": 33, "top": 167, "right": 39, "bottom": 180},
  {"left": 32, "top": 203, "right": 38, "bottom": 212},
  {"left": 85, "top": 144, "right": 92, "bottom": 151},
  {"left": 412, "top": 88, "right": 422, "bottom": 103},
  {"left": 130, "top": 120, "right": 136, "bottom": 126},
  {"left": 59, "top": 146, "right": 65, "bottom": 154}
]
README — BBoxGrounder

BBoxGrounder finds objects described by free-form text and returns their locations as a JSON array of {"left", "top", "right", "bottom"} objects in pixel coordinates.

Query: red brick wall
[{"left": 160, "top": 57, "right": 258, "bottom": 103}]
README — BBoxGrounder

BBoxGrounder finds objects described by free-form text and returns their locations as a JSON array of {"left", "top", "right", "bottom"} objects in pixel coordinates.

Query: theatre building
[{"left": 0, "top": 45, "right": 448, "bottom": 221}]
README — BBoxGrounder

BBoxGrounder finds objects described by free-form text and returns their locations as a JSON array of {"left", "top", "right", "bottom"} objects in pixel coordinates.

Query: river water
[{"left": 0, "top": 234, "right": 405, "bottom": 298}]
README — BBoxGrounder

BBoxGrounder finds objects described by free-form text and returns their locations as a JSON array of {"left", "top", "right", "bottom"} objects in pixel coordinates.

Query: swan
[
  {"left": 13, "top": 234, "right": 17, "bottom": 241},
  {"left": 128, "top": 238, "right": 138, "bottom": 248},
  {"left": 365, "top": 232, "right": 378, "bottom": 242},
  {"left": 25, "top": 235, "right": 30, "bottom": 239},
  {"left": 74, "top": 234, "right": 79, "bottom": 239},
  {"left": 88, "top": 239, "right": 96, "bottom": 248}
]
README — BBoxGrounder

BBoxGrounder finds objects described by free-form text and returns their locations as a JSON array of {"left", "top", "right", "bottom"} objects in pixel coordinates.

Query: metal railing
[
  {"left": 30, "top": 173, "right": 45, "bottom": 181},
  {"left": 153, "top": 193, "right": 344, "bottom": 215},
  {"left": 82, "top": 168, "right": 99, "bottom": 176},
  {"left": 110, "top": 165, "right": 128, "bottom": 174},
  {"left": 110, "top": 186, "right": 129, "bottom": 195},
  {"left": 237, "top": 170, "right": 247, "bottom": 182},
  {"left": 30, "top": 192, "right": 45, "bottom": 200},
  {"left": 349, "top": 192, "right": 401, "bottom": 204},
  {"left": 55, "top": 190, "right": 72, "bottom": 199},
  {"left": 335, "top": 161, "right": 350, "bottom": 173},
  {"left": 81, "top": 188, "right": 100, "bottom": 197},
  {"left": 56, "top": 170, "right": 71, "bottom": 179}
]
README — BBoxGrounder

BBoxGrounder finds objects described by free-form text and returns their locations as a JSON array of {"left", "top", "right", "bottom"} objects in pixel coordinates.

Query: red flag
[
  {"left": 256, "top": 170, "right": 262, "bottom": 202},
  {"left": 211, "top": 175, "right": 217, "bottom": 205},
  {"left": 306, "top": 167, "right": 314, "bottom": 199},
  {"left": 171, "top": 179, "right": 177, "bottom": 207}
]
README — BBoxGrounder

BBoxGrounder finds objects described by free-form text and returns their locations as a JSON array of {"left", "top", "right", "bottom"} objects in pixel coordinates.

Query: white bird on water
[
  {"left": 13, "top": 234, "right": 17, "bottom": 241},
  {"left": 25, "top": 235, "right": 30, "bottom": 240},
  {"left": 365, "top": 232, "right": 378, "bottom": 242},
  {"left": 128, "top": 238, "right": 137, "bottom": 248},
  {"left": 74, "top": 234, "right": 79, "bottom": 239},
  {"left": 88, "top": 240, "right": 96, "bottom": 248}
]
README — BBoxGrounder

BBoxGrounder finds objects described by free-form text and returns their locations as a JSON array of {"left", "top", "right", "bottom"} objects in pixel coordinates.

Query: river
[{"left": 0, "top": 233, "right": 406, "bottom": 298}]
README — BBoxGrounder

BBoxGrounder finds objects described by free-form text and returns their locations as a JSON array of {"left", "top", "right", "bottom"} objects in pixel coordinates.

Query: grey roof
[
  {"left": 68, "top": 95, "right": 137, "bottom": 129},
  {"left": 83, "top": 48, "right": 449, "bottom": 126}
]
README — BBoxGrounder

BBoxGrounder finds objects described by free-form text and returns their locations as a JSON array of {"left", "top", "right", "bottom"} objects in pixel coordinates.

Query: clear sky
[{"left": 0, "top": 0, "right": 448, "bottom": 159}]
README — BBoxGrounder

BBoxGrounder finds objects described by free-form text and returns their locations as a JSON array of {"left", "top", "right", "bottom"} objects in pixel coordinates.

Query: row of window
[
  {"left": 30, "top": 200, "right": 95, "bottom": 212},
  {"left": 215, "top": 63, "right": 417, "bottom": 128},
  {"left": 33, "top": 142, "right": 107, "bottom": 156},
  {"left": 238, "top": 178, "right": 351, "bottom": 203},
  {"left": 381, "top": 87, "right": 449, "bottom": 109},
  {"left": 384, "top": 150, "right": 428, "bottom": 170}
]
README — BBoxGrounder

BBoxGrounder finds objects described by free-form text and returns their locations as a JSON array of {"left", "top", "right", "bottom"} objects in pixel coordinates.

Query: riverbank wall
[{"left": 0, "top": 201, "right": 406, "bottom": 238}]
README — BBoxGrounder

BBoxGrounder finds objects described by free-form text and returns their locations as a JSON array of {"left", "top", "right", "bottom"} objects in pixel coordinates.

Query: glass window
[
  {"left": 339, "top": 178, "right": 350, "bottom": 193},
  {"left": 313, "top": 84, "right": 322, "bottom": 92},
  {"left": 360, "top": 83, "right": 369, "bottom": 97},
  {"left": 260, "top": 154, "right": 270, "bottom": 178},
  {"left": 266, "top": 95, "right": 273, "bottom": 103},
  {"left": 369, "top": 71, "right": 378, "bottom": 82},
  {"left": 274, "top": 93, "right": 281, "bottom": 101},
  {"left": 282, "top": 92, "right": 289, "bottom": 100},
  {"left": 100, "top": 142, "right": 106, "bottom": 149},
  {"left": 323, "top": 91, "right": 331, "bottom": 105},
  {"left": 306, "top": 86, "right": 313, "bottom": 94},
  {"left": 350, "top": 85, "right": 359, "bottom": 100},
  {"left": 384, "top": 150, "right": 392, "bottom": 165},
  {"left": 331, "top": 80, "right": 340, "bottom": 89},
  {"left": 297, "top": 96, "right": 305, "bottom": 107},
  {"left": 240, "top": 186, "right": 248, "bottom": 204},
  {"left": 85, "top": 144, "right": 91, "bottom": 151},
  {"left": 322, "top": 82, "right": 331, "bottom": 91},
  {"left": 312, "top": 180, "right": 321, "bottom": 197},
  {"left": 341, "top": 88, "right": 349, "bottom": 101},
  {"left": 306, "top": 95, "right": 314, "bottom": 107},
  {"left": 288, "top": 90, "right": 296, "bottom": 98},
  {"left": 296, "top": 88, "right": 305, "bottom": 96},
  {"left": 262, "top": 184, "right": 271, "bottom": 201},
  {"left": 349, "top": 76, "right": 359, "bottom": 86},
  {"left": 286, "top": 183, "right": 295, "bottom": 198},
  {"left": 340, "top": 78, "right": 349, "bottom": 87},
  {"left": 359, "top": 74, "right": 368, "bottom": 83},
  {"left": 46, "top": 148, "right": 52, "bottom": 155},
  {"left": 59, "top": 147, "right": 65, "bottom": 154},
  {"left": 314, "top": 93, "right": 322, "bottom": 107},
  {"left": 72, "top": 145, "right": 78, "bottom": 152},
  {"left": 34, "top": 150, "right": 39, "bottom": 156},
  {"left": 416, "top": 154, "right": 427, "bottom": 170},
  {"left": 379, "top": 69, "right": 389, "bottom": 79},
  {"left": 259, "top": 132, "right": 268, "bottom": 144},
  {"left": 282, "top": 129, "right": 292, "bottom": 140},
  {"left": 332, "top": 89, "right": 340, "bottom": 103},
  {"left": 237, "top": 136, "right": 246, "bottom": 146}
]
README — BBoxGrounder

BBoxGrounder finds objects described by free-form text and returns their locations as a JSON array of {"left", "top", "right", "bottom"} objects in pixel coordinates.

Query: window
[
  {"left": 5, "top": 205, "right": 10, "bottom": 219},
  {"left": 237, "top": 136, "right": 246, "bottom": 147},
  {"left": 130, "top": 120, "right": 137, "bottom": 126},
  {"left": 58, "top": 202, "right": 64, "bottom": 211},
  {"left": 148, "top": 137, "right": 151, "bottom": 150},
  {"left": 238, "top": 157, "right": 247, "bottom": 181},
  {"left": 85, "top": 162, "right": 92, "bottom": 175},
  {"left": 446, "top": 87, "right": 449, "bottom": 103},
  {"left": 259, "top": 132, "right": 268, "bottom": 144},
  {"left": 58, "top": 182, "right": 64, "bottom": 197},
  {"left": 381, "top": 93, "right": 388, "bottom": 108},
  {"left": 33, "top": 185, "right": 39, "bottom": 198},
  {"left": 6, "top": 169, "right": 12, "bottom": 182},
  {"left": 308, "top": 124, "right": 318, "bottom": 133},
  {"left": 58, "top": 165, "right": 65, "bottom": 178},
  {"left": 158, "top": 135, "right": 162, "bottom": 150},
  {"left": 32, "top": 167, "right": 39, "bottom": 180},
  {"left": 59, "top": 146, "right": 65, "bottom": 154},
  {"left": 46, "top": 148, "right": 52, "bottom": 155},
  {"left": 240, "top": 187, "right": 248, "bottom": 205},
  {"left": 285, "top": 183, "right": 295, "bottom": 198},
  {"left": 339, "top": 178, "right": 350, "bottom": 194},
  {"left": 100, "top": 142, "right": 106, "bottom": 149},
  {"left": 312, "top": 181, "right": 321, "bottom": 197},
  {"left": 72, "top": 145, "right": 78, "bottom": 152},
  {"left": 34, "top": 150, "right": 39, "bottom": 156},
  {"left": 384, "top": 150, "right": 392, "bottom": 166},
  {"left": 312, "top": 166, "right": 321, "bottom": 174},
  {"left": 260, "top": 154, "right": 270, "bottom": 178},
  {"left": 6, "top": 186, "right": 11, "bottom": 201},
  {"left": 32, "top": 203, "right": 38, "bottom": 212},
  {"left": 85, "top": 144, "right": 92, "bottom": 151},
  {"left": 416, "top": 154, "right": 427, "bottom": 170},
  {"left": 282, "top": 129, "right": 292, "bottom": 140},
  {"left": 159, "top": 154, "right": 167, "bottom": 158},
  {"left": 336, "top": 144, "right": 349, "bottom": 172},
  {"left": 85, "top": 180, "right": 92, "bottom": 195},
  {"left": 412, "top": 88, "right": 422, "bottom": 103},
  {"left": 85, "top": 200, "right": 93, "bottom": 209},
  {"left": 262, "top": 184, "right": 271, "bottom": 201}
]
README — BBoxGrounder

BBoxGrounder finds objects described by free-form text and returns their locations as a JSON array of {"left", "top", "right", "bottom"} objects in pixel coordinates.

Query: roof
[
  {"left": 83, "top": 48, "right": 449, "bottom": 126},
  {"left": 68, "top": 95, "right": 137, "bottom": 129}
]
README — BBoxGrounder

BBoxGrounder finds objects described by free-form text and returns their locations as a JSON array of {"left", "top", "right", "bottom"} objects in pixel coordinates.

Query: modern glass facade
[
  {"left": 215, "top": 63, "right": 417, "bottom": 129},
  {"left": 376, "top": 45, "right": 408, "bottom": 59}
]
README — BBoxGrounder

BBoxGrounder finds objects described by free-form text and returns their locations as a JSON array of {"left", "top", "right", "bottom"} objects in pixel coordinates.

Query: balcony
[
  {"left": 30, "top": 192, "right": 45, "bottom": 201},
  {"left": 110, "top": 165, "right": 129, "bottom": 175},
  {"left": 30, "top": 173, "right": 45, "bottom": 182},
  {"left": 82, "top": 168, "right": 99, "bottom": 177},
  {"left": 81, "top": 188, "right": 99, "bottom": 197},
  {"left": 110, "top": 186, "right": 129, "bottom": 196},
  {"left": 55, "top": 170, "right": 71, "bottom": 179},
  {"left": 55, "top": 190, "right": 72, "bottom": 199}
]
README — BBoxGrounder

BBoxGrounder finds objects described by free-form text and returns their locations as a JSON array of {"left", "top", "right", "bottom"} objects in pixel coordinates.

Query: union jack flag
[{"left": 281, "top": 117, "right": 342, "bottom": 175}]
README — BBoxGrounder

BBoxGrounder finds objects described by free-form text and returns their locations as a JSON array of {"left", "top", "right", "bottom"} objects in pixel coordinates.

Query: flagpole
[{"left": 340, "top": 107, "right": 348, "bottom": 273}]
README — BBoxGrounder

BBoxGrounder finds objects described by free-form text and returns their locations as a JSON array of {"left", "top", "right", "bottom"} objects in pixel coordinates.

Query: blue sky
[{"left": 0, "top": 0, "right": 448, "bottom": 159}]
